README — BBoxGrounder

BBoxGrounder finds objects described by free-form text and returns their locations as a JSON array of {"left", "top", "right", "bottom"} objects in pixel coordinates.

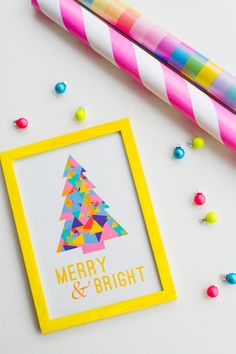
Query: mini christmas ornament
[
  {"left": 75, "top": 106, "right": 87, "bottom": 121},
  {"left": 222, "top": 273, "right": 236, "bottom": 285},
  {"left": 55, "top": 82, "right": 67, "bottom": 94},
  {"left": 191, "top": 136, "right": 205, "bottom": 149},
  {"left": 207, "top": 285, "right": 219, "bottom": 298},
  {"left": 203, "top": 211, "right": 218, "bottom": 224},
  {"left": 194, "top": 192, "right": 206, "bottom": 206},
  {"left": 173, "top": 146, "right": 185, "bottom": 159},
  {"left": 14, "top": 117, "right": 28, "bottom": 129}
]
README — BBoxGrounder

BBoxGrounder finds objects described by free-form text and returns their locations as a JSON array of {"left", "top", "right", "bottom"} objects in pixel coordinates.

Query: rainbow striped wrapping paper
[
  {"left": 78, "top": 0, "right": 236, "bottom": 113},
  {"left": 32, "top": 0, "right": 236, "bottom": 152}
]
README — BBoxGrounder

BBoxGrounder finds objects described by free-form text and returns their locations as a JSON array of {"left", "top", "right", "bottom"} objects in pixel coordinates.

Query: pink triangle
[
  {"left": 86, "top": 179, "right": 95, "bottom": 189},
  {"left": 81, "top": 203, "right": 90, "bottom": 214},
  {"left": 101, "top": 222, "right": 119, "bottom": 240},
  {"left": 62, "top": 180, "right": 75, "bottom": 196},
  {"left": 90, "top": 194, "right": 103, "bottom": 204},
  {"left": 68, "top": 156, "right": 79, "bottom": 167},
  {"left": 60, "top": 212, "right": 74, "bottom": 221},
  {"left": 79, "top": 215, "right": 89, "bottom": 224}
]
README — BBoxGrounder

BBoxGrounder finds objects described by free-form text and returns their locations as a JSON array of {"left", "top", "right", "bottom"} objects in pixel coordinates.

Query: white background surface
[{"left": 0, "top": 1, "right": 236, "bottom": 353}]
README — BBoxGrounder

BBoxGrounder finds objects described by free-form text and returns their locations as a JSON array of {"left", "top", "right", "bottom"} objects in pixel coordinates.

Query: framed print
[{"left": 0, "top": 118, "right": 176, "bottom": 333}]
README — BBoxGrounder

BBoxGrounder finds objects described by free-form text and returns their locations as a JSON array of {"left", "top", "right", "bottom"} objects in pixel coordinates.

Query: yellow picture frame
[{"left": 0, "top": 118, "right": 176, "bottom": 333}]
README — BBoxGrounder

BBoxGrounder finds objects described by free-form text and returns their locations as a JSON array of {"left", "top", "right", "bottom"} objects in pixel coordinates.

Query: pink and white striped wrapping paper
[{"left": 32, "top": 0, "right": 236, "bottom": 152}]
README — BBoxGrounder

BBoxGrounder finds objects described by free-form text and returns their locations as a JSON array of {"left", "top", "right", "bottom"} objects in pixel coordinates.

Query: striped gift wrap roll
[
  {"left": 32, "top": 0, "right": 236, "bottom": 152},
  {"left": 78, "top": 0, "right": 236, "bottom": 112}
]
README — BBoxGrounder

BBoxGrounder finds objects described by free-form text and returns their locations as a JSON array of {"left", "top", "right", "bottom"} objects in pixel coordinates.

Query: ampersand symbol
[{"left": 72, "top": 280, "right": 91, "bottom": 300}]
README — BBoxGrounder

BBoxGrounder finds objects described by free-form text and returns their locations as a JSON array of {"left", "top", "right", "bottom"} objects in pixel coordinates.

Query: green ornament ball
[
  {"left": 192, "top": 136, "right": 205, "bottom": 149},
  {"left": 75, "top": 107, "right": 87, "bottom": 121},
  {"left": 204, "top": 211, "right": 218, "bottom": 224}
]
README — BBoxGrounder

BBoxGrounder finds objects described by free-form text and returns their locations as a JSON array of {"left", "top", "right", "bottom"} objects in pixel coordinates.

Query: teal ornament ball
[
  {"left": 55, "top": 82, "right": 67, "bottom": 94},
  {"left": 225, "top": 273, "right": 236, "bottom": 285},
  {"left": 173, "top": 146, "right": 185, "bottom": 159}
]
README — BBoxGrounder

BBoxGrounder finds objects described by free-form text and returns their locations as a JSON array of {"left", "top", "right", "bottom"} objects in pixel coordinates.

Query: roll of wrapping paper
[
  {"left": 78, "top": 0, "right": 236, "bottom": 113},
  {"left": 32, "top": 0, "right": 236, "bottom": 152}
]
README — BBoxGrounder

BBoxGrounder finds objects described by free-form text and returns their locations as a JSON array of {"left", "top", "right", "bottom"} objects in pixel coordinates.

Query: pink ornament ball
[
  {"left": 15, "top": 117, "right": 28, "bottom": 129},
  {"left": 194, "top": 192, "right": 206, "bottom": 206},
  {"left": 207, "top": 285, "right": 219, "bottom": 298}
]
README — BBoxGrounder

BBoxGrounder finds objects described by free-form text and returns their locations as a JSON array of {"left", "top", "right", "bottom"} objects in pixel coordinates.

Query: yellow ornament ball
[
  {"left": 75, "top": 107, "right": 87, "bottom": 121},
  {"left": 204, "top": 211, "right": 218, "bottom": 224},
  {"left": 192, "top": 136, "right": 205, "bottom": 149}
]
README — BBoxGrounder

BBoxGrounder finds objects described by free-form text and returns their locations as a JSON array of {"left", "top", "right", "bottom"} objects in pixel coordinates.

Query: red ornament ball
[
  {"left": 15, "top": 117, "right": 28, "bottom": 129},
  {"left": 194, "top": 192, "right": 206, "bottom": 206},
  {"left": 207, "top": 285, "right": 219, "bottom": 298}
]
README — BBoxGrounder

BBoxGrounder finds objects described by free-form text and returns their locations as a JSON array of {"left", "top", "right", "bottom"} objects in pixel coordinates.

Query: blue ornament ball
[
  {"left": 173, "top": 146, "right": 185, "bottom": 159},
  {"left": 226, "top": 273, "right": 236, "bottom": 285},
  {"left": 55, "top": 82, "right": 67, "bottom": 94}
]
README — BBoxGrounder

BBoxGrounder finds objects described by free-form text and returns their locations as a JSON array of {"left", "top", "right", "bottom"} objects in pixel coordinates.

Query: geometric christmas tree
[{"left": 57, "top": 155, "right": 127, "bottom": 254}]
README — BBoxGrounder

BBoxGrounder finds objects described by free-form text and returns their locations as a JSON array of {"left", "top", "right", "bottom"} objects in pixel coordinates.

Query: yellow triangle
[
  {"left": 80, "top": 180, "right": 86, "bottom": 193},
  {"left": 91, "top": 220, "right": 103, "bottom": 234},
  {"left": 73, "top": 234, "right": 84, "bottom": 245}
]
